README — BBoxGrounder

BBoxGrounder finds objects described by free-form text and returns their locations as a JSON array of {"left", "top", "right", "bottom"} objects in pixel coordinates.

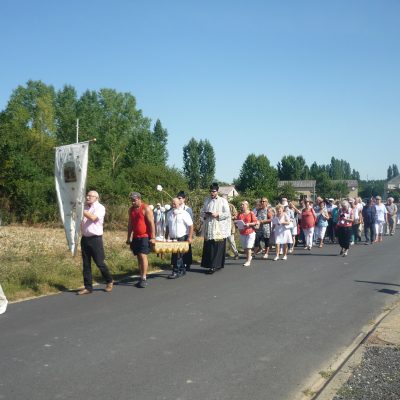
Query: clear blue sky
[{"left": 1, "top": 0, "right": 399, "bottom": 182}]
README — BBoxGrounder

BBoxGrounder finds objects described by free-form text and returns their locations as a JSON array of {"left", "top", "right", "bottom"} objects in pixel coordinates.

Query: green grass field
[{"left": 0, "top": 226, "right": 207, "bottom": 301}]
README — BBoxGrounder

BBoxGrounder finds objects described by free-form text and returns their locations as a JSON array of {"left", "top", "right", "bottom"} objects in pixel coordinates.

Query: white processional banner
[{"left": 55, "top": 142, "right": 89, "bottom": 255}]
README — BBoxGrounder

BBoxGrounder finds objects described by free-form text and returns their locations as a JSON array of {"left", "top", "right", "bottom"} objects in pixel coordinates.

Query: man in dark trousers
[
  {"left": 177, "top": 191, "right": 193, "bottom": 270},
  {"left": 78, "top": 190, "right": 114, "bottom": 295}
]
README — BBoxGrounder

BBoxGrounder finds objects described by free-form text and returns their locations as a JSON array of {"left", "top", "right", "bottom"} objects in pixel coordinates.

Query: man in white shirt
[
  {"left": 177, "top": 191, "right": 193, "bottom": 270},
  {"left": 166, "top": 198, "right": 194, "bottom": 279},
  {"left": 177, "top": 191, "right": 193, "bottom": 219},
  {"left": 78, "top": 191, "right": 113, "bottom": 295}
]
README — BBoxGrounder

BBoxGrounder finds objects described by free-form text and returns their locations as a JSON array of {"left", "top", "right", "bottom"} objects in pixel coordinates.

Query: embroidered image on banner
[{"left": 55, "top": 142, "right": 89, "bottom": 255}]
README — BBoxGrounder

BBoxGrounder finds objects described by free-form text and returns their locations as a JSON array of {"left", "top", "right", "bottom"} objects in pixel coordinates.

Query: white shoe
[
  {"left": 263, "top": 253, "right": 269, "bottom": 259},
  {"left": 289, "top": 248, "right": 293, "bottom": 253},
  {"left": 243, "top": 261, "right": 251, "bottom": 267},
  {"left": 282, "top": 255, "right": 287, "bottom": 260},
  {"left": 273, "top": 256, "right": 279, "bottom": 261}
]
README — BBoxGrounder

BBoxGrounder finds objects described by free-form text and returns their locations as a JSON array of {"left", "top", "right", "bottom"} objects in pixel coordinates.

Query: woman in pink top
[
  {"left": 300, "top": 200, "right": 317, "bottom": 250},
  {"left": 235, "top": 201, "right": 258, "bottom": 267}
]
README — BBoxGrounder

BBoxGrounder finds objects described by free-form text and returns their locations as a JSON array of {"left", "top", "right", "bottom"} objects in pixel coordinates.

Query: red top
[
  {"left": 301, "top": 208, "right": 317, "bottom": 229},
  {"left": 237, "top": 211, "right": 257, "bottom": 235},
  {"left": 129, "top": 203, "right": 151, "bottom": 238}
]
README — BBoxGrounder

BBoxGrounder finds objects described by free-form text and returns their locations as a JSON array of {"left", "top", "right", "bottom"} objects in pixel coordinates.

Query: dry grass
[{"left": 0, "top": 226, "right": 204, "bottom": 301}]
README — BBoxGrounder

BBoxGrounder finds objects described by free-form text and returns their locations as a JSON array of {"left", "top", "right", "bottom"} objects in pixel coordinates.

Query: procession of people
[{"left": 74, "top": 186, "right": 399, "bottom": 293}]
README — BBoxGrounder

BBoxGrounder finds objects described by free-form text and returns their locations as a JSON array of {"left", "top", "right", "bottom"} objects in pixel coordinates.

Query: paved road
[{"left": 1, "top": 237, "right": 400, "bottom": 400}]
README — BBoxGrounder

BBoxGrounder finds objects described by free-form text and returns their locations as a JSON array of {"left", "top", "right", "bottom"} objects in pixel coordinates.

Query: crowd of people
[{"left": 76, "top": 185, "right": 399, "bottom": 293}]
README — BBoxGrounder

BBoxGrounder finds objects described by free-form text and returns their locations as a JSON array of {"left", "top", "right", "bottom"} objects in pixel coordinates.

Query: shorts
[
  {"left": 130, "top": 237, "right": 150, "bottom": 255},
  {"left": 254, "top": 230, "right": 270, "bottom": 248}
]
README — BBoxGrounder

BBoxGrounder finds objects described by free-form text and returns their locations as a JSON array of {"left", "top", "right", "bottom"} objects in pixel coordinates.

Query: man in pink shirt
[{"left": 77, "top": 190, "right": 113, "bottom": 295}]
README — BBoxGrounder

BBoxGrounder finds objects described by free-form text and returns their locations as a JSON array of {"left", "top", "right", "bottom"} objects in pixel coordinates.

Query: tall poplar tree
[
  {"left": 199, "top": 139, "right": 215, "bottom": 188},
  {"left": 183, "top": 138, "right": 201, "bottom": 189},
  {"left": 152, "top": 119, "right": 168, "bottom": 165}
]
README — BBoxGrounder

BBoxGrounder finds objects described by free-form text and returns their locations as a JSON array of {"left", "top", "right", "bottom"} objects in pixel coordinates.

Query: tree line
[{"left": 0, "top": 81, "right": 398, "bottom": 224}]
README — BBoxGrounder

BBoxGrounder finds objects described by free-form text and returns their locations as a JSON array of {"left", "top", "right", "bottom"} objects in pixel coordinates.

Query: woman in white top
[
  {"left": 315, "top": 201, "right": 330, "bottom": 248},
  {"left": 271, "top": 205, "right": 293, "bottom": 261},
  {"left": 374, "top": 196, "right": 387, "bottom": 242}
]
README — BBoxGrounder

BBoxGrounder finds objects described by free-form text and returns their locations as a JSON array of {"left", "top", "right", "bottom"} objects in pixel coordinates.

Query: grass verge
[{"left": 0, "top": 226, "right": 205, "bottom": 301}]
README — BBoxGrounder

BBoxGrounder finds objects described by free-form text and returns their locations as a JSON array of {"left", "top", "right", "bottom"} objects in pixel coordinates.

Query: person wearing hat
[
  {"left": 78, "top": 190, "right": 114, "bottom": 295},
  {"left": 177, "top": 191, "right": 193, "bottom": 270},
  {"left": 127, "top": 192, "right": 156, "bottom": 288},
  {"left": 200, "top": 183, "right": 231, "bottom": 274},
  {"left": 374, "top": 196, "right": 387, "bottom": 242}
]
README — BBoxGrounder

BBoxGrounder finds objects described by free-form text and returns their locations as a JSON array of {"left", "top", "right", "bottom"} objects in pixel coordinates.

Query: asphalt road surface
[{"left": 1, "top": 236, "right": 400, "bottom": 400}]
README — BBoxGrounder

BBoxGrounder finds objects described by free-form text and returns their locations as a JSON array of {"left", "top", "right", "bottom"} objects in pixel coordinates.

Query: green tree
[
  {"left": 315, "top": 172, "right": 333, "bottom": 199},
  {"left": 77, "top": 89, "right": 152, "bottom": 175},
  {"left": 392, "top": 164, "right": 399, "bottom": 177},
  {"left": 331, "top": 181, "right": 349, "bottom": 200},
  {"left": 152, "top": 119, "right": 169, "bottom": 165},
  {"left": 328, "top": 157, "right": 352, "bottom": 180},
  {"left": 359, "top": 180, "right": 385, "bottom": 199},
  {"left": 235, "top": 154, "right": 277, "bottom": 196},
  {"left": 55, "top": 85, "right": 78, "bottom": 145},
  {"left": 183, "top": 138, "right": 201, "bottom": 189},
  {"left": 0, "top": 81, "right": 58, "bottom": 222},
  {"left": 277, "top": 155, "right": 308, "bottom": 180},
  {"left": 309, "top": 162, "right": 325, "bottom": 178},
  {"left": 388, "top": 165, "right": 393, "bottom": 180},
  {"left": 277, "top": 182, "right": 298, "bottom": 201},
  {"left": 351, "top": 169, "right": 360, "bottom": 180},
  {"left": 199, "top": 139, "right": 215, "bottom": 188}
]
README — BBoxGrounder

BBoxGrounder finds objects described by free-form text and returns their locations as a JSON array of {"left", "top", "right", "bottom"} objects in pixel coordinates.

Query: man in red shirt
[{"left": 126, "top": 192, "right": 156, "bottom": 288}]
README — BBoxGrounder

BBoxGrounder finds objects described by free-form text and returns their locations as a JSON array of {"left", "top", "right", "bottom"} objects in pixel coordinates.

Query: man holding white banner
[{"left": 78, "top": 191, "right": 114, "bottom": 295}]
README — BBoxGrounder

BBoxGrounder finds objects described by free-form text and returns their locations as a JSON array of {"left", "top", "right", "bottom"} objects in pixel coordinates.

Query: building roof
[
  {"left": 278, "top": 180, "right": 316, "bottom": 188},
  {"left": 218, "top": 186, "right": 238, "bottom": 195},
  {"left": 387, "top": 175, "right": 400, "bottom": 185},
  {"left": 278, "top": 179, "right": 358, "bottom": 188},
  {"left": 332, "top": 180, "right": 358, "bottom": 188}
]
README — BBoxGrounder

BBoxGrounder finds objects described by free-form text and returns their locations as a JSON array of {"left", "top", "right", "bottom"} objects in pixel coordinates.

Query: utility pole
[{"left": 76, "top": 119, "right": 79, "bottom": 143}]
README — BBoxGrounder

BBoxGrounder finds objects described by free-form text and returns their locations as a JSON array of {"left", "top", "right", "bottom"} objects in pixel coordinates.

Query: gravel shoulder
[{"left": 314, "top": 299, "right": 400, "bottom": 400}]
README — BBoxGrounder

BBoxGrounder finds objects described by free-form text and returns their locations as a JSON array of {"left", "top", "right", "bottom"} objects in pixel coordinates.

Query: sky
[{"left": 1, "top": 0, "right": 399, "bottom": 183}]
